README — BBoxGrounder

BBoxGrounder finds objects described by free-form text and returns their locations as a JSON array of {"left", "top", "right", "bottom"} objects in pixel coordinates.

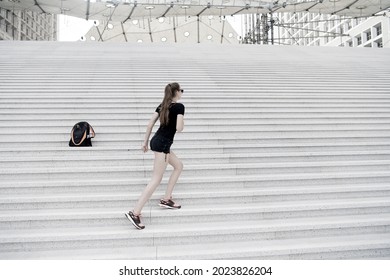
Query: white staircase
[{"left": 1, "top": 41, "right": 390, "bottom": 259}]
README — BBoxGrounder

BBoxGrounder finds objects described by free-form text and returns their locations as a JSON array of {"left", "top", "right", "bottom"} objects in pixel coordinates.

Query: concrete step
[
  {"left": 1, "top": 138, "right": 390, "bottom": 149},
  {"left": 3, "top": 123, "right": 390, "bottom": 134},
  {"left": 3, "top": 102, "right": 390, "bottom": 109},
  {"left": 3, "top": 90, "right": 389, "bottom": 96},
  {"left": 1, "top": 170, "right": 390, "bottom": 191},
  {"left": 2, "top": 74, "right": 390, "bottom": 81},
  {"left": 3, "top": 106, "right": 390, "bottom": 114},
  {"left": 2, "top": 97, "right": 390, "bottom": 104},
  {"left": 1, "top": 142, "right": 389, "bottom": 157},
  {"left": 0, "top": 172, "right": 389, "bottom": 195},
  {"left": 1, "top": 184, "right": 390, "bottom": 210},
  {"left": 1, "top": 197, "right": 390, "bottom": 230},
  {"left": 1, "top": 160, "right": 390, "bottom": 181},
  {"left": 1, "top": 232, "right": 389, "bottom": 259},
  {"left": 2, "top": 131, "right": 390, "bottom": 143},
  {"left": 2, "top": 94, "right": 390, "bottom": 100},
  {"left": 1, "top": 74, "right": 388, "bottom": 81},
  {"left": 3, "top": 112, "right": 390, "bottom": 120},
  {"left": 16, "top": 72, "right": 381, "bottom": 77},
  {"left": 2, "top": 150, "right": 390, "bottom": 168},
  {"left": 150, "top": 233, "right": 390, "bottom": 260},
  {"left": 0, "top": 214, "right": 389, "bottom": 253},
  {"left": 3, "top": 117, "right": 390, "bottom": 126}
]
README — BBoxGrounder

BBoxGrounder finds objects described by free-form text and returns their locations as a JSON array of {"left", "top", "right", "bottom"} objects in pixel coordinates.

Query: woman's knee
[{"left": 175, "top": 160, "right": 184, "bottom": 172}]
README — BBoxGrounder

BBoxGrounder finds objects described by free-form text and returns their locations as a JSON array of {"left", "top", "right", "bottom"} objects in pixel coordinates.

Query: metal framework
[
  {"left": 1, "top": 0, "right": 388, "bottom": 44},
  {"left": 0, "top": 0, "right": 389, "bottom": 21},
  {"left": 241, "top": 12, "right": 379, "bottom": 45}
]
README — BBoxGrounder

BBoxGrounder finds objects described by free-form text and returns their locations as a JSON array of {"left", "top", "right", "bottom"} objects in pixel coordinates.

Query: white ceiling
[{"left": 1, "top": 0, "right": 389, "bottom": 22}]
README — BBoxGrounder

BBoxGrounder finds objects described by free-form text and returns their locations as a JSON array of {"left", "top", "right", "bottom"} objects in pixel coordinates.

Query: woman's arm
[
  {"left": 176, "top": 114, "right": 184, "bottom": 132},
  {"left": 142, "top": 112, "right": 159, "bottom": 152}
]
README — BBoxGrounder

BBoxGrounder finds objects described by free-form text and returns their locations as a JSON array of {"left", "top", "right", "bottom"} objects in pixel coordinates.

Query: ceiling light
[{"left": 106, "top": 0, "right": 119, "bottom": 7}]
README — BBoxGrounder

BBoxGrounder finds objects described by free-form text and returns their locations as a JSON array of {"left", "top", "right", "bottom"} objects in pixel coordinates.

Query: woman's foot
[
  {"left": 159, "top": 198, "right": 181, "bottom": 209},
  {"left": 125, "top": 211, "right": 145, "bottom": 230}
]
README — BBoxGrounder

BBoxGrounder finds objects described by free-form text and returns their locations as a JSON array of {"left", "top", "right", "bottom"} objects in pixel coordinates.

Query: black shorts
[{"left": 150, "top": 135, "right": 173, "bottom": 154}]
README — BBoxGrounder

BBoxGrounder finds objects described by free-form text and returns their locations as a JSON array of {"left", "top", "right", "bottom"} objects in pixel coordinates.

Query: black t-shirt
[{"left": 155, "top": 103, "right": 185, "bottom": 141}]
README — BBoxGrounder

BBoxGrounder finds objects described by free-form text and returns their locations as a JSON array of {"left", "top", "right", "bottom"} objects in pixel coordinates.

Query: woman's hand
[{"left": 142, "top": 142, "right": 149, "bottom": 153}]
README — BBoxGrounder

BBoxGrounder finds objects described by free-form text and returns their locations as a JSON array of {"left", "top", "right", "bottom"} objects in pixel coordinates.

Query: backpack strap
[
  {"left": 86, "top": 123, "right": 90, "bottom": 139},
  {"left": 71, "top": 128, "right": 87, "bottom": 146},
  {"left": 89, "top": 124, "right": 95, "bottom": 139}
]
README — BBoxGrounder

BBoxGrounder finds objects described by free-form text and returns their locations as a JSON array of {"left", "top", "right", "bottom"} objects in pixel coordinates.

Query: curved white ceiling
[{"left": 0, "top": 0, "right": 389, "bottom": 21}]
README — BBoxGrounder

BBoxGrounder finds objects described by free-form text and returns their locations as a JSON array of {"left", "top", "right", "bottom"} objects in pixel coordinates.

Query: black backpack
[{"left": 69, "top": 122, "right": 94, "bottom": 147}]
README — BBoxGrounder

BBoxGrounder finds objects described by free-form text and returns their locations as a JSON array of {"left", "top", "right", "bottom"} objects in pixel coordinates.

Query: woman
[{"left": 125, "top": 82, "right": 185, "bottom": 230}]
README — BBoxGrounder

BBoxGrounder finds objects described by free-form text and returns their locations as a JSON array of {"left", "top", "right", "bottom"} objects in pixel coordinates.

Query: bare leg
[
  {"left": 133, "top": 152, "right": 169, "bottom": 216},
  {"left": 164, "top": 151, "right": 183, "bottom": 200}
]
